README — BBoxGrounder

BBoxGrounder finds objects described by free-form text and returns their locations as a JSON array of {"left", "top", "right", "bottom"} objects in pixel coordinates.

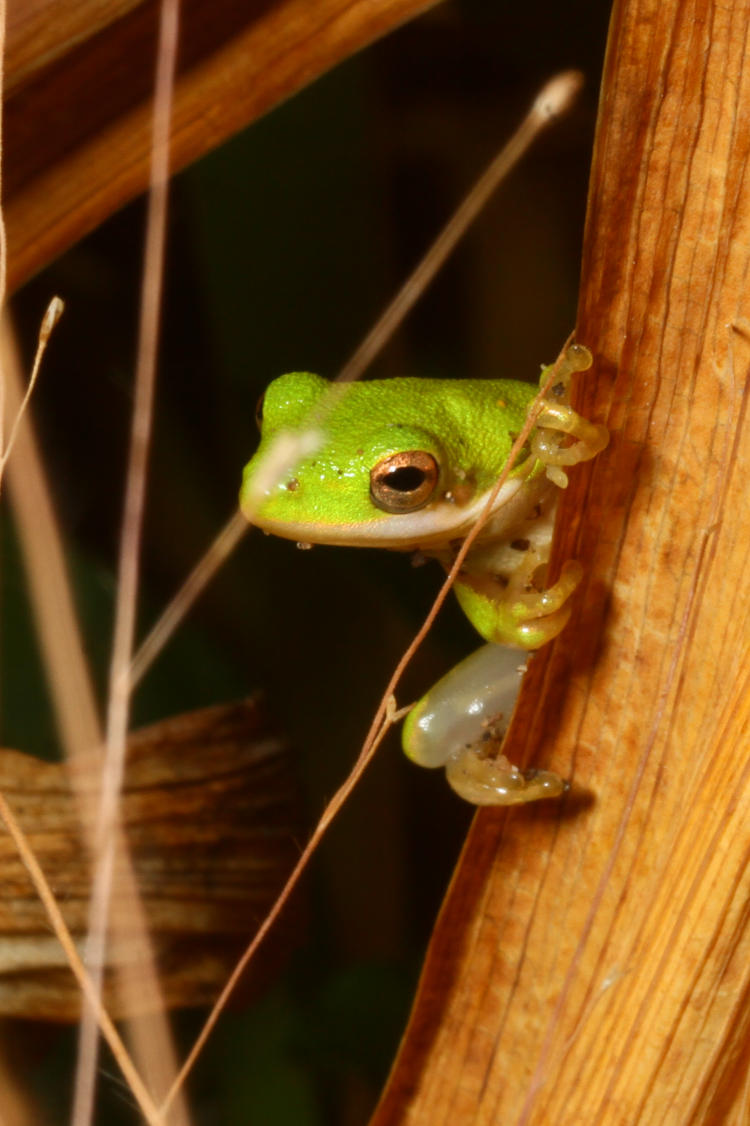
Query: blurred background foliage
[{"left": 5, "top": 0, "right": 610, "bottom": 1121}]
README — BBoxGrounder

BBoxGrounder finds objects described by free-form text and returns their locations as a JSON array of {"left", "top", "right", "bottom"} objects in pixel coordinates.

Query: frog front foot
[
  {"left": 508, "top": 558, "right": 584, "bottom": 648},
  {"left": 533, "top": 344, "right": 609, "bottom": 488},
  {"left": 454, "top": 558, "right": 584, "bottom": 650}
]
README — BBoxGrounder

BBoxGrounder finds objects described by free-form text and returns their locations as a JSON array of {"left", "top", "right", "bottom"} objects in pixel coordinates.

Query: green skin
[{"left": 241, "top": 354, "right": 606, "bottom": 799}]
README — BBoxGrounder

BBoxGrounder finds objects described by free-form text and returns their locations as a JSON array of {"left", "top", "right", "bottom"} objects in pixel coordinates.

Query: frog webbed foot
[
  {"left": 454, "top": 559, "right": 583, "bottom": 650},
  {"left": 445, "top": 749, "right": 566, "bottom": 806},
  {"left": 509, "top": 558, "right": 583, "bottom": 648}
]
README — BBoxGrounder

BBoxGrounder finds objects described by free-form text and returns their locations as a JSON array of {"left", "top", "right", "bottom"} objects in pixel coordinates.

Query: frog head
[{"left": 240, "top": 371, "right": 538, "bottom": 551}]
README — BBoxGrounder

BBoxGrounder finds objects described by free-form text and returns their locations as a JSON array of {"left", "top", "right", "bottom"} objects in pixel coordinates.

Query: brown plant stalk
[{"left": 72, "top": 0, "right": 181, "bottom": 1120}]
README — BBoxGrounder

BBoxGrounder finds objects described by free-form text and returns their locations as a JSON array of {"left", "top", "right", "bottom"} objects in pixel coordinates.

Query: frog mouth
[{"left": 244, "top": 476, "right": 545, "bottom": 551}]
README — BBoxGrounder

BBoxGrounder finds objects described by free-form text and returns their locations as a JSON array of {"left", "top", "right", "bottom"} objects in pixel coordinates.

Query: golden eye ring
[{"left": 370, "top": 451, "right": 439, "bottom": 513}]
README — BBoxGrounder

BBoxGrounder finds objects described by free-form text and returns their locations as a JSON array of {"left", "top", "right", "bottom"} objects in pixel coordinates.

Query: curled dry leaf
[{"left": 0, "top": 697, "right": 303, "bottom": 1021}]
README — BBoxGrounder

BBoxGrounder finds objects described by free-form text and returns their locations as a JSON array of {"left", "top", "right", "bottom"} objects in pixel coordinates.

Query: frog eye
[
  {"left": 370, "top": 451, "right": 439, "bottom": 513},
  {"left": 255, "top": 393, "right": 265, "bottom": 430}
]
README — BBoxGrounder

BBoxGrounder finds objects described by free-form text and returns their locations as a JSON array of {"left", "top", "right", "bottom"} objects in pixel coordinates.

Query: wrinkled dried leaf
[{"left": 0, "top": 698, "right": 302, "bottom": 1020}]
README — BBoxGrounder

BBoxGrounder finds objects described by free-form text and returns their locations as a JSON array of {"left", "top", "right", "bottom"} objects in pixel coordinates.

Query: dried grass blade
[
  {"left": 73, "top": 0, "right": 186, "bottom": 1121},
  {"left": 0, "top": 318, "right": 181, "bottom": 1118}
]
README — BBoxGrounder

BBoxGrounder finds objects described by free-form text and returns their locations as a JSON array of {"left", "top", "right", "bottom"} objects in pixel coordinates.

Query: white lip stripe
[{"left": 247, "top": 477, "right": 524, "bottom": 549}]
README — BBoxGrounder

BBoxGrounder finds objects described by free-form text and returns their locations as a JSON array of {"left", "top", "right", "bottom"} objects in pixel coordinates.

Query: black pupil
[{"left": 384, "top": 466, "right": 426, "bottom": 493}]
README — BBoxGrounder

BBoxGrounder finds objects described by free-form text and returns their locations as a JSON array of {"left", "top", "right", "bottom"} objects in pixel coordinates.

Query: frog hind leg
[
  {"left": 431, "top": 571, "right": 578, "bottom": 804},
  {"left": 401, "top": 642, "right": 566, "bottom": 806},
  {"left": 435, "top": 553, "right": 583, "bottom": 805}
]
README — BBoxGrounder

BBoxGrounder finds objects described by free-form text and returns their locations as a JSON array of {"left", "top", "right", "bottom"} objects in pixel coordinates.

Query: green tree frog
[{"left": 241, "top": 344, "right": 607, "bottom": 805}]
